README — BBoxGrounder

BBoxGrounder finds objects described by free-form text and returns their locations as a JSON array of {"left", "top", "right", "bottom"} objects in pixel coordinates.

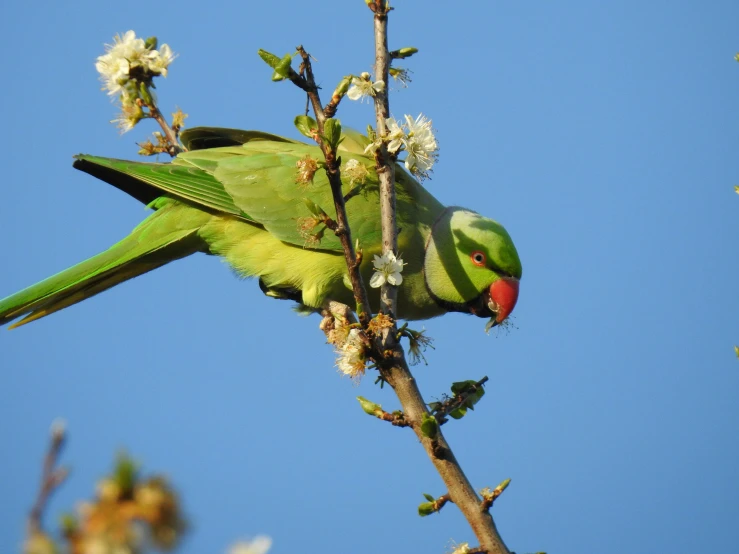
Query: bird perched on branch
[{"left": 0, "top": 127, "right": 521, "bottom": 330}]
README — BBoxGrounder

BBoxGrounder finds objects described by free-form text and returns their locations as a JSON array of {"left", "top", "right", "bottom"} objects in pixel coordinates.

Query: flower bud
[{"left": 357, "top": 396, "right": 382, "bottom": 416}]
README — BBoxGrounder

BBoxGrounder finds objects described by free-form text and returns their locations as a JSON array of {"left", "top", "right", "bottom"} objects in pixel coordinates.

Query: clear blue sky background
[{"left": 1, "top": 1, "right": 737, "bottom": 553}]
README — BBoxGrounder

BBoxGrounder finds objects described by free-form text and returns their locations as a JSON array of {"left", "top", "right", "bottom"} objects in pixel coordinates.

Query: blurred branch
[{"left": 28, "top": 421, "right": 69, "bottom": 537}]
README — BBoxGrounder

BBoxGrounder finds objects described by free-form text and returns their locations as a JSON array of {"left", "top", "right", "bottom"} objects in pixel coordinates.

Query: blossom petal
[{"left": 369, "top": 272, "right": 385, "bottom": 288}]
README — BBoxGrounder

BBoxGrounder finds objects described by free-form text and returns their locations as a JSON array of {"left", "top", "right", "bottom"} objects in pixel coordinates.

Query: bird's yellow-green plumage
[{"left": 0, "top": 127, "right": 522, "bottom": 329}]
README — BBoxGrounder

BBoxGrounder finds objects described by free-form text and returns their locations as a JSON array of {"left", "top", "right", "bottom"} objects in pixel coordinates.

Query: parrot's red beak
[{"left": 488, "top": 277, "right": 519, "bottom": 324}]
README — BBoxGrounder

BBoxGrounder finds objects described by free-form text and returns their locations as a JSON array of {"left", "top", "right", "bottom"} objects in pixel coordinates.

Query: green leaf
[
  {"left": 452, "top": 380, "right": 486, "bottom": 406},
  {"left": 258, "top": 49, "right": 282, "bottom": 68},
  {"left": 302, "top": 198, "right": 327, "bottom": 218},
  {"left": 393, "top": 47, "right": 419, "bottom": 59},
  {"left": 427, "top": 401, "right": 441, "bottom": 413},
  {"left": 449, "top": 406, "right": 468, "bottom": 419},
  {"left": 322, "top": 118, "right": 343, "bottom": 152},
  {"left": 420, "top": 413, "right": 438, "bottom": 438},
  {"left": 735, "top": 345, "right": 739, "bottom": 358},
  {"left": 448, "top": 380, "right": 487, "bottom": 419},
  {"left": 113, "top": 453, "right": 139, "bottom": 495},
  {"left": 59, "top": 513, "right": 78, "bottom": 534},
  {"left": 257, "top": 50, "right": 292, "bottom": 81},
  {"left": 418, "top": 501, "right": 436, "bottom": 516},
  {"left": 294, "top": 115, "right": 318, "bottom": 139},
  {"left": 423, "top": 493, "right": 435, "bottom": 502},
  {"left": 272, "top": 53, "right": 293, "bottom": 81}
]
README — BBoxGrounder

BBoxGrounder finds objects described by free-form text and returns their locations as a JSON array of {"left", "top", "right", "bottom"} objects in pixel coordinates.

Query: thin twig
[
  {"left": 376, "top": 409, "right": 410, "bottom": 427},
  {"left": 480, "top": 479, "right": 511, "bottom": 512},
  {"left": 432, "top": 493, "right": 452, "bottom": 513},
  {"left": 147, "top": 104, "right": 184, "bottom": 156},
  {"left": 434, "top": 376, "right": 490, "bottom": 424},
  {"left": 372, "top": 6, "right": 398, "bottom": 325},
  {"left": 28, "top": 422, "right": 69, "bottom": 536},
  {"left": 290, "top": 46, "right": 373, "bottom": 325}
]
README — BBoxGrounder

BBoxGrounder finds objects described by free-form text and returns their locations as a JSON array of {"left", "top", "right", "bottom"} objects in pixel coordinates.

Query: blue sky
[{"left": 1, "top": 1, "right": 738, "bottom": 553}]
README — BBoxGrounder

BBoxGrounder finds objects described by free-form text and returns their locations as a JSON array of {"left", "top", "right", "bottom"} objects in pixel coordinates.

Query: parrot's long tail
[{"left": 0, "top": 198, "right": 210, "bottom": 329}]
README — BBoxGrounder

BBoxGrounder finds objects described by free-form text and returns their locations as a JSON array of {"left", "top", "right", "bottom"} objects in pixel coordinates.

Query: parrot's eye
[{"left": 470, "top": 251, "right": 486, "bottom": 267}]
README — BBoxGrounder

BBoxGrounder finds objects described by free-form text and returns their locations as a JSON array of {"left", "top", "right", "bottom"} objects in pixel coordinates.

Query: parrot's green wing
[
  {"left": 74, "top": 152, "right": 248, "bottom": 217},
  {"left": 203, "top": 141, "right": 385, "bottom": 250},
  {"left": 74, "top": 129, "right": 419, "bottom": 252},
  {"left": 75, "top": 128, "right": 440, "bottom": 254}
]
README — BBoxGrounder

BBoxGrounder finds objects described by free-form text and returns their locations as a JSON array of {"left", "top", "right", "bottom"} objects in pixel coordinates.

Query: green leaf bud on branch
[
  {"left": 420, "top": 412, "right": 438, "bottom": 438},
  {"left": 294, "top": 115, "right": 318, "bottom": 140},
  {"left": 357, "top": 396, "right": 383, "bottom": 416},
  {"left": 272, "top": 53, "right": 293, "bottom": 81},
  {"left": 332, "top": 76, "right": 352, "bottom": 100},
  {"left": 390, "top": 47, "right": 418, "bottom": 59},
  {"left": 322, "top": 118, "right": 343, "bottom": 152},
  {"left": 417, "top": 492, "right": 451, "bottom": 516},
  {"left": 302, "top": 198, "right": 329, "bottom": 219}
]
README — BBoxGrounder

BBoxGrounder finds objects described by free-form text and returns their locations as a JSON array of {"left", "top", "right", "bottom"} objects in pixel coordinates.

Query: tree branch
[
  {"left": 28, "top": 421, "right": 69, "bottom": 537},
  {"left": 290, "top": 47, "right": 373, "bottom": 325},
  {"left": 147, "top": 103, "right": 183, "bottom": 156},
  {"left": 282, "top": 16, "right": 511, "bottom": 552},
  {"left": 367, "top": 3, "right": 511, "bottom": 552},
  {"left": 434, "top": 376, "right": 489, "bottom": 424},
  {"left": 372, "top": 8, "right": 398, "bottom": 323}
]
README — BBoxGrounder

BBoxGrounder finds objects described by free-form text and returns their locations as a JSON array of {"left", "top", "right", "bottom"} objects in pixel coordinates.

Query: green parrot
[{"left": 0, "top": 127, "right": 521, "bottom": 330}]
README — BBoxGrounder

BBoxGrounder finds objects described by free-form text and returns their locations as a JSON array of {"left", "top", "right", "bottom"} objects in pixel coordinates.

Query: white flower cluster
[
  {"left": 95, "top": 31, "right": 175, "bottom": 96},
  {"left": 370, "top": 251, "right": 405, "bottom": 288},
  {"left": 346, "top": 72, "right": 385, "bottom": 102},
  {"left": 366, "top": 114, "right": 439, "bottom": 179},
  {"left": 336, "top": 328, "right": 367, "bottom": 381}
]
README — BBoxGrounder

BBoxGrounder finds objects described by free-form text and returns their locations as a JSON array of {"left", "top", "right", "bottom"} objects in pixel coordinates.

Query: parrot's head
[{"left": 423, "top": 208, "right": 522, "bottom": 329}]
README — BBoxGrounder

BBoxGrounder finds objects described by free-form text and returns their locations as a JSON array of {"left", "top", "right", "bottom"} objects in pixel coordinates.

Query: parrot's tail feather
[{"left": 0, "top": 200, "right": 209, "bottom": 329}]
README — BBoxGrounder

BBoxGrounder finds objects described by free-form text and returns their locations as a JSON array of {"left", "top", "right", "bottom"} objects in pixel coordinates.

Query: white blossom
[
  {"left": 110, "top": 91, "right": 143, "bottom": 133},
  {"left": 111, "top": 113, "right": 138, "bottom": 133},
  {"left": 370, "top": 251, "right": 405, "bottom": 288},
  {"left": 343, "top": 158, "right": 369, "bottom": 185},
  {"left": 228, "top": 537, "right": 272, "bottom": 554},
  {"left": 401, "top": 114, "right": 439, "bottom": 178},
  {"left": 347, "top": 72, "right": 385, "bottom": 102},
  {"left": 384, "top": 117, "right": 405, "bottom": 153},
  {"left": 449, "top": 542, "right": 470, "bottom": 554},
  {"left": 364, "top": 114, "right": 439, "bottom": 179},
  {"left": 336, "top": 329, "right": 367, "bottom": 380},
  {"left": 147, "top": 43, "right": 176, "bottom": 76},
  {"left": 95, "top": 31, "right": 176, "bottom": 94},
  {"left": 95, "top": 31, "right": 148, "bottom": 94}
]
